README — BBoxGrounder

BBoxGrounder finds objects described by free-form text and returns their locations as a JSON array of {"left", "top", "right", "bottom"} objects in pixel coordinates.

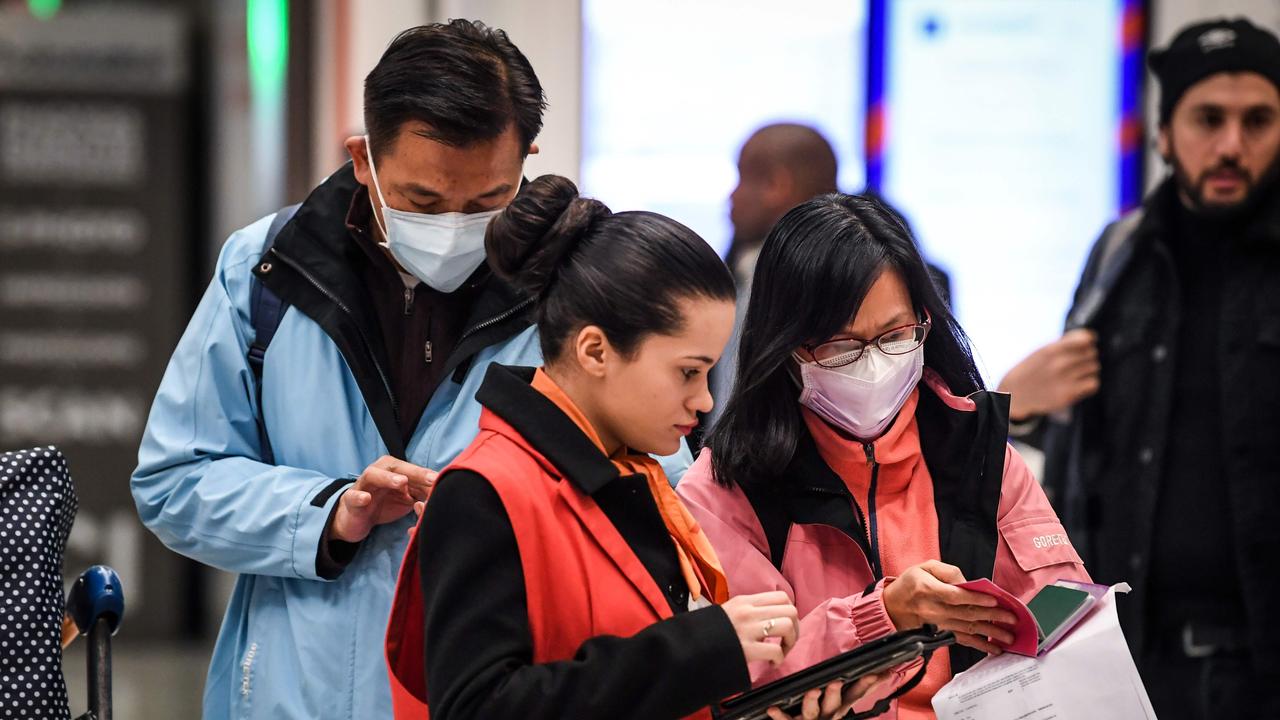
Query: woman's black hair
[
  {"left": 486, "top": 175, "right": 736, "bottom": 361},
  {"left": 706, "top": 193, "right": 984, "bottom": 489}
]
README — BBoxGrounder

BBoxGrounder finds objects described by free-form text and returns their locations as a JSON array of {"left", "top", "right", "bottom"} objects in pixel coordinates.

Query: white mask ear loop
[{"left": 363, "top": 135, "right": 391, "bottom": 240}]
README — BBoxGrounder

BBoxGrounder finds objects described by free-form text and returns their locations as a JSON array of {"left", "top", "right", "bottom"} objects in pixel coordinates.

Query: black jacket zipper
[
  {"left": 269, "top": 247, "right": 400, "bottom": 419},
  {"left": 863, "top": 442, "right": 884, "bottom": 578},
  {"left": 458, "top": 296, "right": 535, "bottom": 343},
  {"left": 798, "top": 482, "right": 881, "bottom": 580}
]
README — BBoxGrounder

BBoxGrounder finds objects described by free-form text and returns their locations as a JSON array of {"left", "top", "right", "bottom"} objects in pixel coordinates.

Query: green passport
[{"left": 1028, "top": 584, "right": 1093, "bottom": 651}]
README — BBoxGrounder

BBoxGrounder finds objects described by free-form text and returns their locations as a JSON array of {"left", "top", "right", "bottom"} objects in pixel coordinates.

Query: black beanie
[{"left": 1148, "top": 17, "right": 1280, "bottom": 124}]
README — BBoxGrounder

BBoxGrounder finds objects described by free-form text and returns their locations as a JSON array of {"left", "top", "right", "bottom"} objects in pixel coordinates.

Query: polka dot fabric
[{"left": 0, "top": 446, "right": 76, "bottom": 720}]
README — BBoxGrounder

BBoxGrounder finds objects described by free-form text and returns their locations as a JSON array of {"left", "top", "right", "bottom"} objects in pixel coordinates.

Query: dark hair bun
[{"left": 485, "top": 174, "right": 611, "bottom": 297}]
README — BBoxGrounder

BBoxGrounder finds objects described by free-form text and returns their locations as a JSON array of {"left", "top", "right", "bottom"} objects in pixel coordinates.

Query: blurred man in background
[
  {"left": 710, "top": 124, "right": 950, "bottom": 428},
  {"left": 131, "top": 21, "right": 558, "bottom": 719},
  {"left": 1001, "top": 18, "right": 1280, "bottom": 717},
  {"left": 706, "top": 124, "right": 839, "bottom": 430},
  {"left": 725, "top": 123, "right": 841, "bottom": 287}
]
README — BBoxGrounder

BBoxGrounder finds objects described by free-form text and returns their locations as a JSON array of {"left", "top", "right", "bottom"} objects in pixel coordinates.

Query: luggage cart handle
[
  {"left": 69, "top": 566, "right": 124, "bottom": 635},
  {"left": 68, "top": 566, "right": 124, "bottom": 720}
]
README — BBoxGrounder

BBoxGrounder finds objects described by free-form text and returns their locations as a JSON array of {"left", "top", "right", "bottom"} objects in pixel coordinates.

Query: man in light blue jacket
[{"left": 132, "top": 21, "right": 690, "bottom": 719}]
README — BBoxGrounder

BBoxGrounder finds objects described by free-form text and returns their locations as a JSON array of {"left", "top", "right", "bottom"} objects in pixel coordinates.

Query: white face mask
[
  {"left": 795, "top": 344, "right": 924, "bottom": 440},
  {"left": 365, "top": 136, "right": 502, "bottom": 292}
]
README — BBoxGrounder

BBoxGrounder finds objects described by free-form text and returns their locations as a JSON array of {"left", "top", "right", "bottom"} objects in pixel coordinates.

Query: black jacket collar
[
  {"left": 1136, "top": 175, "right": 1280, "bottom": 251},
  {"left": 742, "top": 429, "right": 872, "bottom": 572},
  {"left": 748, "top": 380, "right": 1009, "bottom": 673},
  {"left": 474, "top": 364, "right": 625, "bottom": 496},
  {"left": 252, "top": 163, "right": 534, "bottom": 459},
  {"left": 762, "top": 384, "right": 1007, "bottom": 548}
]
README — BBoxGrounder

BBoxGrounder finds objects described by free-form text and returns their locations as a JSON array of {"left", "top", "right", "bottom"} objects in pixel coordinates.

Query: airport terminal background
[{"left": 0, "top": 0, "right": 1278, "bottom": 717}]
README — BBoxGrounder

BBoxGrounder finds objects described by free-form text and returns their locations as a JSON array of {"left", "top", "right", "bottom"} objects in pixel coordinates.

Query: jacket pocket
[
  {"left": 999, "top": 516, "right": 1083, "bottom": 572},
  {"left": 782, "top": 524, "right": 877, "bottom": 613}
]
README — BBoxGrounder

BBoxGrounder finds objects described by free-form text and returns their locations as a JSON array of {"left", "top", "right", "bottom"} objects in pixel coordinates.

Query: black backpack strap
[
  {"left": 248, "top": 203, "right": 300, "bottom": 464},
  {"left": 1065, "top": 208, "right": 1144, "bottom": 330}
]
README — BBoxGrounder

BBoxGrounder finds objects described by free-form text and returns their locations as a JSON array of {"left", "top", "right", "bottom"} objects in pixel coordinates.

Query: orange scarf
[{"left": 531, "top": 369, "right": 729, "bottom": 604}]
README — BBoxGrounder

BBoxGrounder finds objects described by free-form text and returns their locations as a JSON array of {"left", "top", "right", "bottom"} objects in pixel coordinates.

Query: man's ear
[
  {"left": 345, "top": 135, "right": 372, "bottom": 187},
  {"left": 1155, "top": 125, "right": 1172, "bottom": 164},
  {"left": 528, "top": 142, "right": 541, "bottom": 156},
  {"left": 572, "top": 325, "right": 611, "bottom": 379},
  {"left": 764, "top": 167, "right": 798, "bottom": 210}
]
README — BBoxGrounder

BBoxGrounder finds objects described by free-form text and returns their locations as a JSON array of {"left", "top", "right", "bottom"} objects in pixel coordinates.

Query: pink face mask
[{"left": 794, "top": 345, "right": 924, "bottom": 440}]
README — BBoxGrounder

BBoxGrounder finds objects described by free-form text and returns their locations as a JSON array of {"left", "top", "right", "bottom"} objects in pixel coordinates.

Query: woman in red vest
[{"left": 386, "top": 176, "right": 885, "bottom": 720}]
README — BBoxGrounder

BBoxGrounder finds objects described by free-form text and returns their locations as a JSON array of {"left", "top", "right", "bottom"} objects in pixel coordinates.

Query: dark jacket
[
  {"left": 255, "top": 163, "right": 537, "bottom": 460},
  {"left": 1040, "top": 177, "right": 1280, "bottom": 682}
]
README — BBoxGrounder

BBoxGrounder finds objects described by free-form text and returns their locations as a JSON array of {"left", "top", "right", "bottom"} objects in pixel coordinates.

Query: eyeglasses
[{"left": 802, "top": 312, "right": 932, "bottom": 368}]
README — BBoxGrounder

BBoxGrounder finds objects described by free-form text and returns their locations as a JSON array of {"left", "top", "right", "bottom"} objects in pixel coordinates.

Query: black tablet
[{"left": 716, "top": 626, "right": 955, "bottom": 720}]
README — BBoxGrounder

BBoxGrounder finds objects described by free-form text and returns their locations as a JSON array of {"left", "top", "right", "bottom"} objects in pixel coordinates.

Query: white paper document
[{"left": 932, "top": 584, "right": 1156, "bottom": 720}]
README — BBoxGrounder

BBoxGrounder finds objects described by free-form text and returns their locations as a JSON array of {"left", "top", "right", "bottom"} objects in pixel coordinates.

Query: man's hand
[
  {"left": 998, "top": 329, "right": 1100, "bottom": 421},
  {"left": 406, "top": 500, "right": 427, "bottom": 538},
  {"left": 330, "top": 456, "right": 437, "bottom": 543}
]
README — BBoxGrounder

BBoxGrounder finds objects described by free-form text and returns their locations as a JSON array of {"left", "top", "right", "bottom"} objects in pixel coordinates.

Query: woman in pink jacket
[{"left": 678, "top": 194, "right": 1091, "bottom": 719}]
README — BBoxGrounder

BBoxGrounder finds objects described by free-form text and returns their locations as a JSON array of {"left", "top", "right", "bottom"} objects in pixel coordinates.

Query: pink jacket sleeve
[
  {"left": 676, "top": 452, "right": 899, "bottom": 685},
  {"left": 992, "top": 444, "right": 1092, "bottom": 603},
  {"left": 853, "top": 446, "right": 1097, "bottom": 712},
  {"left": 749, "top": 580, "right": 900, "bottom": 684}
]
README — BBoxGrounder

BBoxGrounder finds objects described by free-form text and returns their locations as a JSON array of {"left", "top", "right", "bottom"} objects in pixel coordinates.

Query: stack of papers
[{"left": 932, "top": 583, "right": 1156, "bottom": 720}]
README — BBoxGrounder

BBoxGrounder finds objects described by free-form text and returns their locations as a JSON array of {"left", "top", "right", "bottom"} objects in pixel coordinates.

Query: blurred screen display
[
  {"left": 880, "top": 0, "right": 1124, "bottom": 382},
  {"left": 0, "top": 6, "right": 195, "bottom": 637},
  {"left": 581, "top": 0, "right": 867, "bottom": 257}
]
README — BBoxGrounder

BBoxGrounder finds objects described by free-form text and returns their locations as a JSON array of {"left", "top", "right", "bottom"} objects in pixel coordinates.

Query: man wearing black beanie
[
  {"left": 1148, "top": 17, "right": 1280, "bottom": 215},
  {"left": 1001, "top": 17, "right": 1280, "bottom": 719}
]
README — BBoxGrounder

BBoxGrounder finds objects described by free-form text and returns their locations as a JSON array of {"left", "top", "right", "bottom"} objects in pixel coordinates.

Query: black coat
[{"left": 1040, "top": 177, "right": 1280, "bottom": 686}]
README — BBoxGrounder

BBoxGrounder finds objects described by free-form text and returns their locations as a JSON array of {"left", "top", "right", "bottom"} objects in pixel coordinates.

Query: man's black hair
[{"left": 364, "top": 19, "right": 546, "bottom": 157}]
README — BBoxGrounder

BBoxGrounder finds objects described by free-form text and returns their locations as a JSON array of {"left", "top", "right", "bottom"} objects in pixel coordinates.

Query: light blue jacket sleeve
[
  {"left": 131, "top": 220, "right": 345, "bottom": 581},
  {"left": 659, "top": 442, "right": 694, "bottom": 486}
]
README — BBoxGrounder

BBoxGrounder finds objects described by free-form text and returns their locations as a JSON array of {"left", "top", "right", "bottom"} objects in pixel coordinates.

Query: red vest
[{"left": 385, "top": 408, "right": 714, "bottom": 719}]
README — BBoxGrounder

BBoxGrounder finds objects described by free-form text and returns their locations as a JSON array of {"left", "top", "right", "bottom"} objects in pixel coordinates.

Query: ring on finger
[{"left": 760, "top": 618, "right": 777, "bottom": 641}]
